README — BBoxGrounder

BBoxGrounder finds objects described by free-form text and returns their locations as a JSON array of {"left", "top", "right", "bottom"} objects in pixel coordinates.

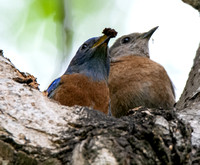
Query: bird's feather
[{"left": 47, "top": 77, "right": 61, "bottom": 98}]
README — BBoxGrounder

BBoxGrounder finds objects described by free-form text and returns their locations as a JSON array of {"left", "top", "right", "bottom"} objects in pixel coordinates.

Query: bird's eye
[
  {"left": 82, "top": 44, "right": 88, "bottom": 49},
  {"left": 122, "top": 37, "right": 130, "bottom": 44}
]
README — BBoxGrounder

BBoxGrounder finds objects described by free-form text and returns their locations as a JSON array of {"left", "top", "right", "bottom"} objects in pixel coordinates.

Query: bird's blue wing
[{"left": 47, "top": 77, "right": 61, "bottom": 98}]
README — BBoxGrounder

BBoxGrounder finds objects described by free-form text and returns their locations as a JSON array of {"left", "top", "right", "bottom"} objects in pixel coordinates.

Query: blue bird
[{"left": 47, "top": 28, "right": 117, "bottom": 114}]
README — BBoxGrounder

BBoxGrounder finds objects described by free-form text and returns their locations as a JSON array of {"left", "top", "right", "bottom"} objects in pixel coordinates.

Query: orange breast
[
  {"left": 109, "top": 55, "right": 175, "bottom": 117},
  {"left": 52, "top": 74, "right": 109, "bottom": 114}
]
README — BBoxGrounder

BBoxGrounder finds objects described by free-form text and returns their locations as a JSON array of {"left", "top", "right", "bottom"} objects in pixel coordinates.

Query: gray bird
[{"left": 108, "top": 27, "right": 175, "bottom": 118}]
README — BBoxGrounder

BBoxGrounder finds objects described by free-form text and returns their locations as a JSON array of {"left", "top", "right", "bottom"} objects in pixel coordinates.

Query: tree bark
[
  {"left": 173, "top": 2, "right": 200, "bottom": 164},
  {"left": 182, "top": 0, "right": 200, "bottom": 11}
]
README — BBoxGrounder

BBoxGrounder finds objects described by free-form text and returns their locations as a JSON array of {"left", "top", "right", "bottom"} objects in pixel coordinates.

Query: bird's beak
[
  {"left": 92, "top": 35, "right": 110, "bottom": 48},
  {"left": 142, "top": 26, "right": 159, "bottom": 39}
]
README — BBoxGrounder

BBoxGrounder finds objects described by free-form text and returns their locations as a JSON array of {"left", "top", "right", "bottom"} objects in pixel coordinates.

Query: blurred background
[{"left": 0, "top": 0, "right": 200, "bottom": 100}]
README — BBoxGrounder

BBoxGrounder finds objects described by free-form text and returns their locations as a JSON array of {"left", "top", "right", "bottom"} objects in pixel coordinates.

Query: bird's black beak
[{"left": 142, "top": 26, "right": 159, "bottom": 39}]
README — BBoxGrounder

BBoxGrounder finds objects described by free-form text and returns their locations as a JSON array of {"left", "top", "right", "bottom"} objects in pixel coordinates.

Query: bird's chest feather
[
  {"left": 109, "top": 55, "right": 170, "bottom": 101},
  {"left": 109, "top": 55, "right": 175, "bottom": 114},
  {"left": 109, "top": 56, "right": 152, "bottom": 91},
  {"left": 53, "top": 74, "right": 109, "bottom": 114}
]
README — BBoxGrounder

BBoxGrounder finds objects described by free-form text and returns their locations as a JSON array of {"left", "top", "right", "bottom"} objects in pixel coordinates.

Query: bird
[
  {"left": 46, "top": 28, "right": 117, "bottom": 114},
  {"left": 108, "top": 26, "right": 175, "bottom": 118}
]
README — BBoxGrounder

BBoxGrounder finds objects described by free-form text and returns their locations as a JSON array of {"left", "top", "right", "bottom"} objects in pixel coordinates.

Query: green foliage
[
  {"left": 15, "top": 0, "right": 65, "bottom": 52},
  {"left": 30, "top": 0, "right": 65, "bottom": 21},
  {"left": 71, "top": 0, "right": 108, "bottom": 21}
]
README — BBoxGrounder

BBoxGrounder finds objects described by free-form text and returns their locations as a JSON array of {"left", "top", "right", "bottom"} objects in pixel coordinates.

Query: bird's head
[
  {"left": 109, "top": 26, "right": 158, "bottom": 60},
  {"left": 65, "top": 28, "right": 117, "bottom": 81}
]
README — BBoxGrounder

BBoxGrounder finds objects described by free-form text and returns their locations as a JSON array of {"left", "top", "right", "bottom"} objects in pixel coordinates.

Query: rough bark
[
  {"left": 176, "top": 45, "right": 200, "bottom": 165},
  {"left": 182, "top": 0, "right": 200, "bottom": 11},
  {"left": 176, "top": 46, "right": 200, "bottom": 110},
  {"left": 175, "top": 3, "right": 200, "bottom": 163},
  {"left": 0, "top": 49, "right": 193, "bottom": 165}
]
